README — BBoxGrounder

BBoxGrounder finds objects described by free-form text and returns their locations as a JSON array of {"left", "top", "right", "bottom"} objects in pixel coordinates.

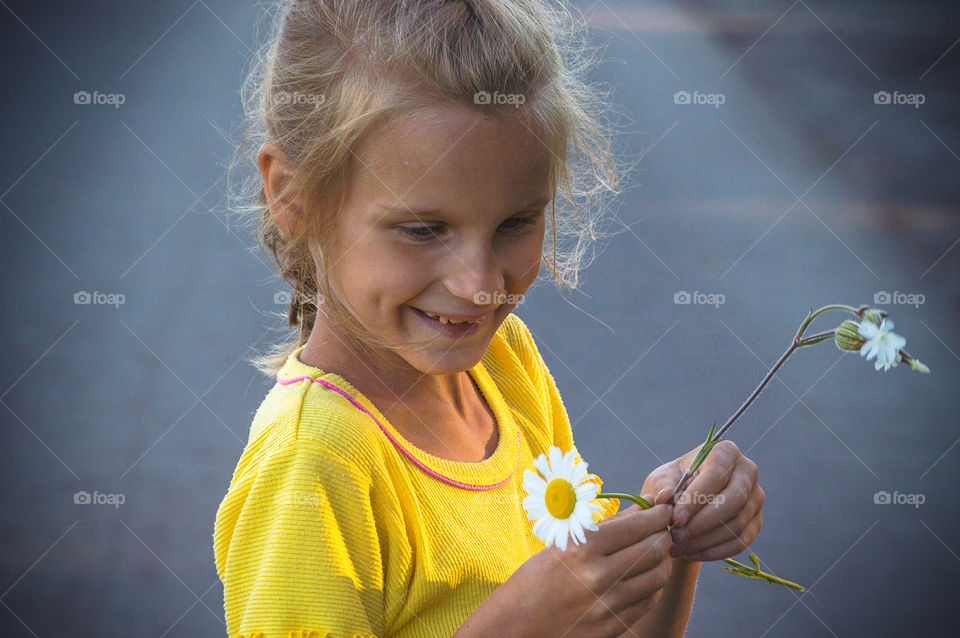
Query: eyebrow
[{"left": 377, "top": 197, "right": 551, "bottom": 218}]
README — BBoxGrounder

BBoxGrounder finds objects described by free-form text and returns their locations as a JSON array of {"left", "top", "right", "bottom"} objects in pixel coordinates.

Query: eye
[
  {"left": 397, "top": 215, "right": 540, "bottom": 243},
  {"left": 499, "top": 215, "right": 539, "bottom": 233},
  {"left": 397, "top": 223, "right": 446, "bottom": 242}
]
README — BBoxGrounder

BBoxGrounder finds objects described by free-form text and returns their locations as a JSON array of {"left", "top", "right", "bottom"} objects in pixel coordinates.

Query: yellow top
[{"left": 213, "top": 313, "right": 620, "bottom": 638}]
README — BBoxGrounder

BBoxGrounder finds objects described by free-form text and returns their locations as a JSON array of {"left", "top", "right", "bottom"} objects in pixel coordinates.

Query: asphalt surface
[{"left": 1, "top": 1, "right": 958, "bottom": 636}]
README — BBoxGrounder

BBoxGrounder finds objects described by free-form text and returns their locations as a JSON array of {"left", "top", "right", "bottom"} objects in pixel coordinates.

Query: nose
[{"left": 444, "top": 242, "right": 506, "bottom": 308}]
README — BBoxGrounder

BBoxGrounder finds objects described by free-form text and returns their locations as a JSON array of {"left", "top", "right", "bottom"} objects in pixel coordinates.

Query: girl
[{"left": 213, "top": 1, "right": 765, "bottom": 637}]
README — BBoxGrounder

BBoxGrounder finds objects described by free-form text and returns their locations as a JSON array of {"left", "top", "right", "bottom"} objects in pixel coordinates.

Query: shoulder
[
  {"left": 242, "top": 375, "right": 388, "bottom": 479},
  {"left": 497, "top": 311, "right": 533, "bottom": 352},
  {"left": 493, "top": 312, "right": 542, "bottom": 373}
]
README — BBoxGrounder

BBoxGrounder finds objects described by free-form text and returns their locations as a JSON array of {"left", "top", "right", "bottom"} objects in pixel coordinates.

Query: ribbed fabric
[{"left": 213, "top": 313, "right": 620, "bottom": 638}]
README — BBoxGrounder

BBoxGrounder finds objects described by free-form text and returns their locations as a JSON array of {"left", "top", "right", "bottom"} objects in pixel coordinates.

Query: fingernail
[
  {"left": 669, "top": 543, "right": 683, "bottom": 558},
  {"left": 666, "top": 504, "right": 674, "bottom": 516},
  {"left": 675, "top": 510, "right": 689, "bottom": 528},
  {"left": 672, "top": 527, "right": 687, "bottom": 542}
]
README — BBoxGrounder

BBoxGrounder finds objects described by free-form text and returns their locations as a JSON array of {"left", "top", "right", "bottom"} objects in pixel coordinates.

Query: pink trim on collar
[{"left": 278, "top": 369, "right": 519, "bottom": 491}]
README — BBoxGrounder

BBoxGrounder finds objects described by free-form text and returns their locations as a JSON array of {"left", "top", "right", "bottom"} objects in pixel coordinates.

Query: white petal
[
  {"left": 571, "top": 461, "right": 589, "bottom": 483},
  {"left": 532, "top": 454, "right": 554, "bottom": 482},
  {"left": 548, "top": 447, "right": 564, "bottom": 475},
  {"left": 532, "top": 514, "right": 551, "bottom": 538},
  {"left": 543, "top": 518, "right": 560, "bottom": 548},
  {"left": 566, "top": 450, "right": 579, "bottom": 477},
  {"left": 523, "top": 470, "right": 546, "bottom": 494},
  {"left": 858, "top": 322, "right": 879, "bottom": 338},
  {"left": 570, "top": 520, "right": 586, "bottom": 545},
  {"left": 524, "top": 497, "right": 546, "bottom": 518},
  {"left": 555, "top": 524, "right": 569, "bottom": 551},
  {"left": 576, "top": 483, "right": 599, "bottom": 500}
]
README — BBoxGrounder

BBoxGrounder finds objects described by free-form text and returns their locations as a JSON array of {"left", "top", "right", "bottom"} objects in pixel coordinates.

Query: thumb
[{"left": 654, "top": 487, "right": 673, "bottom": 506}]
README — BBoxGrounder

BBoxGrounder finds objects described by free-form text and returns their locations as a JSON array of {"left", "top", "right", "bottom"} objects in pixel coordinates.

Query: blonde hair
[{"left": 226, "top": 0, "right": 626, "bottom": 378}]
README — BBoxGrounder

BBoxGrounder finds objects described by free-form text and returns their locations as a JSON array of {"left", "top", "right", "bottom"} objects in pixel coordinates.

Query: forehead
[{"left": 349, "top": 105, "right": 555, "bottom": 212}]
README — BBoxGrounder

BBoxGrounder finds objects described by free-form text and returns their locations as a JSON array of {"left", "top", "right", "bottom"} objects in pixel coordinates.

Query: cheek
[
  {"left": 338, "top": 239, "right": 432, "bottom": 307},
  {"left": 508, "top": 231, "right": 545, "bottom": 287}
]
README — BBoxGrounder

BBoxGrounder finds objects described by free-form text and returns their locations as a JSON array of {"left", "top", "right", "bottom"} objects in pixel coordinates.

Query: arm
[
  {"left": 627, "top": 555, "right": 700, "bottom": 638},
  {"left": 214, "top": 437, "right": 390, "bottom": 637},
  {"left": 452, "top": 573, "right": 532, "bottom": 638}
]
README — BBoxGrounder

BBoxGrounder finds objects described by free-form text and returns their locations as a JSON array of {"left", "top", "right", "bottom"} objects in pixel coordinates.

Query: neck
[{"left": 298, "top": 318, "right": 475, "bottom": 417}]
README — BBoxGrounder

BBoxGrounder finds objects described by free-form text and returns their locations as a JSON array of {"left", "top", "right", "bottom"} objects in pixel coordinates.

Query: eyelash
[{"left": 397, "top": 216, "right": 539, "bottom": 242}]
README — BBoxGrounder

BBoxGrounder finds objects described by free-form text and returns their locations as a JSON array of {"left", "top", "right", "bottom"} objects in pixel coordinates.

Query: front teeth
[{"left": 422, "top": 310, "right": 480, "bottom": 325}]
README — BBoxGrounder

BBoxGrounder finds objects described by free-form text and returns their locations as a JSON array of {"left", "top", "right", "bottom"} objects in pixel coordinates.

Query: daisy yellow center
[{"left": 544, "top": 478, "right": 577, "bottom": 519}]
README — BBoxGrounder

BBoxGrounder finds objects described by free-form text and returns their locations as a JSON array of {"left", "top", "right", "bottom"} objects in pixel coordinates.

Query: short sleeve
[
  {"left": 504, "top": 314, "right": 620, "bottom": 524},
  {"left": 214, "top": 437, "right": 387, "bottom": 638}
]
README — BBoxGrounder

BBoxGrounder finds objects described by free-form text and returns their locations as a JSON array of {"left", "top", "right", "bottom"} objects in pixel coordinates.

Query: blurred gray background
[{"left": 1, "top": 1, "right": 958, "bottom": 636}]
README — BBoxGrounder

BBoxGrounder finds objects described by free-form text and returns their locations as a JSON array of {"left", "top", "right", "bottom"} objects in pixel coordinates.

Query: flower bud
[
  {"left": 859, "top": 307, "right": 888, "bottom": 326},
  {"left": 835, "top": 320, "right": 866, "bottom": 352},
  {"left": 900, "top": 350, "right": 931, "bottom": 374}
]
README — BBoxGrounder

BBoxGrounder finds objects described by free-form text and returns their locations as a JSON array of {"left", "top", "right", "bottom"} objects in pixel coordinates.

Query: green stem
[
  {"left": 667, "top": 305, "right": 860, "bottom": 506},
  {"left": 793, "top": 304, "right": 859, "bottom": 344},
  {"left": 597, "top": 492, "right": 805, "bottom": 591},
  {"left": 597, "top": 492, "right": 652, "bottom": 509}
]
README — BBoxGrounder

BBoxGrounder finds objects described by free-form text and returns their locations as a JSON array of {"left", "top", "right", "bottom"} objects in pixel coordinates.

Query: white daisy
[
  {"left": 858, "top": 318, "right": 906, "bottom": 372},
  {"left": 522, "top": 446, "right": 602, "bottom": 551}
]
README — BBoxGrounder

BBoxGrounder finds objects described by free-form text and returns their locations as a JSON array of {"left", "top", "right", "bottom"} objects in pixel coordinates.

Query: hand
[
  {"left": 641, "top": 440, "right": 764, "bottom": 562},
  {"left": 503, "top": 503, "right": 675, "bottom": 638}
]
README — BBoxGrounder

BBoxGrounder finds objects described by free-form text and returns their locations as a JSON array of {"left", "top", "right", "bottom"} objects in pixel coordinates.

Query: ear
[{"left": 257, "top": 141, "right": 304, "bottom": 237}]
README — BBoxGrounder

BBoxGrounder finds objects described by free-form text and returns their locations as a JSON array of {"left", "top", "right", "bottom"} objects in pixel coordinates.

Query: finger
[
  {"left": 672, "top": 457, "right": 758, "bottom": 543},
  {"left": 672, "top": 441, "right": 745, "bottom": 529},
  {"left": 594, "top": 503, "right": 673, "bottom": 556},
  {"left": 647, "top": 453, "right": 701, "bottom": 507},
  {"left": 609, "top": 554, "right": 672, "bottom": 613},
  {"left": 684, "top": 510, "right": 762, "bottom": 562},
  {"left": 605, "top": 528, "right": 672, "bottom": 582},
  {"left": 672, "top": 483, "right": 764, "bottom": 555}
]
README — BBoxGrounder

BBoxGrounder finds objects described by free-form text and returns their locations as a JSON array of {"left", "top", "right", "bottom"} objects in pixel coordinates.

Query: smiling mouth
[{"left": 411, "top": 307, "right": 490, "bottom": 325}]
